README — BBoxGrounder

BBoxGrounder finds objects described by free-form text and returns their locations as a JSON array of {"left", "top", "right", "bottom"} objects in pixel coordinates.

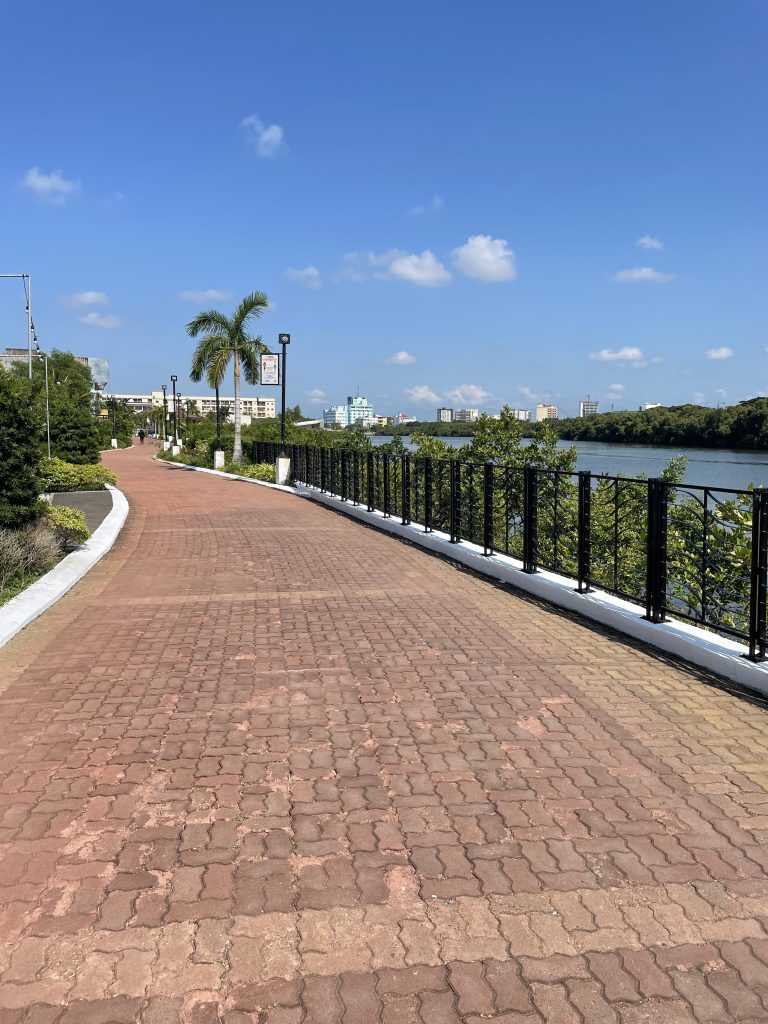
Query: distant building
[
  {"left": 437, "top": 407, "right": 454, "bottom": 423},
  {"left": 579, "top": 397, "right": 599, "bottom": 417},
  {"left": 0, "top": 347, "right": 109, "bottom": 389},
  {"left": 392, "top": 412, "right": 417, "bottom": 425},
  {"left": 111, "top": 394, "right": 154, "bottom": 413},
  {"left": 509, "top": 408, "right": 531, "bottom": 421},
  {"left": 374, "top": 415, "right": 389, "bottom": 426},
  {"left": 641, "top": 402, "right": 661, "bottom": 411},
  {"left": 148, "top": 391, "right": 275, "bottom": 423},
  {"left": 535, "top": 404, "right": 558, "bottom": 422},
  {"left": 322, "top": 393, "right": 375, "bottom": 428},
  {"left": 454, "top": 408, "right": 479, "bottom": 423}
]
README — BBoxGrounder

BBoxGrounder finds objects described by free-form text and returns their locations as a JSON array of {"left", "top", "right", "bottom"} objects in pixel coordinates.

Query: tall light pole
[
  {"left": 215, "top": 384, "right": 221, "bottom": 450},
  {"left": 34, "top": 344, "right": 51, "bottom": 458},
  {"left": 0, "top": 273, "right": 32, "bottom": 378},
  {"left": 170, "top": 375, "right": 178, "bottom": 444},
  {"left": 162, "top": 384, "right": 168, "bottom": 442},
  {"left": 278, "top": 333, "right": 290, "bottom": 456}
]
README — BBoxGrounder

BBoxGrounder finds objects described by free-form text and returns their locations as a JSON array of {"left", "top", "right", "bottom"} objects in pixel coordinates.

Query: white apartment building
[
  {"left": 535, "top": 403, "right": 559, "bottom": 422},
  {"left": 509, "top": 408, "right": 531, "bottom": 421},
  {"left": 322, "top": 394, "right": 376, "bottom": 428},
  {"left": 436, "top": 407, "right": 454, "bottom": 423},
  {"left": 148, "top": 391, "right": 275, "bottom": 422},
  {"left": 579, "top": 398, "right": 599, "bottom": 417},
  {"left": 454, "top": 408, "right": 479, "bottom": 423}
]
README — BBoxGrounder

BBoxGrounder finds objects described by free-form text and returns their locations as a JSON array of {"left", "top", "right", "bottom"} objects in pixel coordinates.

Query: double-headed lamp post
[{"left": 170, "top": 375, "right": 178, "bottom": 444}]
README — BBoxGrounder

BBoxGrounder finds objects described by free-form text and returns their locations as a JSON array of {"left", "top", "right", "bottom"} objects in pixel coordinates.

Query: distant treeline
[
  {"left": 368, "top": 399, "right": 768, "bottom": 450},
  {"left": 554, "top": 399, "right": 768, "bottom": 450}
]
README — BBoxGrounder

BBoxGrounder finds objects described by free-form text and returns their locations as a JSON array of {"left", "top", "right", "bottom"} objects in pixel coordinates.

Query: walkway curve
[{"left": 2, "top": 444, "right": 768, "bottom": 1023}]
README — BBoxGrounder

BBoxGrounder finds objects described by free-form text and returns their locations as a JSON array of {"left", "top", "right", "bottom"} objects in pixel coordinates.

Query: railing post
[
  {"left": 645, "top": 478, "right": 668, "bottom": 623},
  {"left": 577, "top": 471, "right": 592, "bottom": 592},
  {"left": 322, "top": 448, "right": 328, "bottom": 492},
  {"left": 401, "top": 455, "right": 410, "bottom": 525},
  {"left": 353, "top": 451, "right": 360, "bottom": 505},
  {"left": 366, "top": 451, "right": 374, "bottom": 511},
  {"left": 424, "top": 458, "right": 433, "bottom": 533},
  {"left": 383, "top": 455, "right": 391, "bottom": 517},
  {"left": 748, "top": 488, "right": 768, "bottom": 661},
  {"left": 523, "top": 466, "right": 538, "bottom": 573},
  {"left": 449, "top": 460, "right": 461, "bottom": 543},
  {"left": 482, "top": 462, "right": 494, "bottom": 555}
]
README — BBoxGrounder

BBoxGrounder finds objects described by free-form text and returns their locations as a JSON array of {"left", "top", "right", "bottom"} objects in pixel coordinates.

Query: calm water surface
[{"left": 371, "top": 436, "right": 768, "bottom": 491}]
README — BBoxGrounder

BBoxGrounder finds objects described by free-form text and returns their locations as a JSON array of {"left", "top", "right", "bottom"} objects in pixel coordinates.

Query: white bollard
[
  {"left": 110, "top": 438, "right": 118, "bottom": 449},
  {"left": 171, "top": 444, "right": 180, "bottom": 456},
  {"left": 213, "top": 450, "right": 225, "bottom": 470},
  {"left": 163, "top": 440, "right": 170, "bottom": 451},
  {"left": 276, "top": 456, "right": 291, "bottom": 486}
]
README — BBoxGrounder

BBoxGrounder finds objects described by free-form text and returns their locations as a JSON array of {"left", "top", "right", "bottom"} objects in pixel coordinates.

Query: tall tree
[{"left": 187, "top": 293, "right": 269, "bottom": 463}]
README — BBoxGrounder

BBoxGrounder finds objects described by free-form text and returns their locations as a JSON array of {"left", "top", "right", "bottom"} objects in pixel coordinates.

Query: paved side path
[{"left": 2, "top": 447, "right": 768, "bottom": 1023}]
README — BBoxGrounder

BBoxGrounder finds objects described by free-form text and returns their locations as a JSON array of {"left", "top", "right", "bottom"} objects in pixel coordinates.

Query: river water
[{"left": 371, "top": 436, "right": 768, "bottom": 491}]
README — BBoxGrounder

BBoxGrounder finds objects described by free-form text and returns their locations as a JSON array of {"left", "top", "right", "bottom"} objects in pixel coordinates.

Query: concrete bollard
[
  {"left": 110, "top": 438, "right": 118, "bottom": 449},
  {"left": 213, "top": 450, "right": 225, "bottom": 470},
  {"left": 276, "top": 457, "right": 291, "bottom": 486},
  {"left": 171, "top": 444, "right": 180, "bottom": 456},
  {"left": 163, "top": 441, "right": 170, "bottom": 451}
]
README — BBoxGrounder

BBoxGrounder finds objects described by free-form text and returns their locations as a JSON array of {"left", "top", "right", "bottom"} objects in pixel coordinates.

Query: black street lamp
[
  {"left": 170, "top": 375, "right": 178, "bottom": 444},
  {"left": 279, "top": 333, "right": 290, "bottom": 456},
  {"left": 162, "top": 384, "right": 168, "bottom": 442}
]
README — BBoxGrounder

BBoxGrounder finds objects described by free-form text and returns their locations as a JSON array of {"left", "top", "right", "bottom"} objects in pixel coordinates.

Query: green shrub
[
  {"left": 43, "top": 504, "right": 90, "bottom": 549},
  {"left": 0, "top": 370, "right": 44, "bottom": 527},
  {"left": 40, "top": 458, "right": 117, "bottom": 492},
  {"left": 224, "top": 462, "right": 276, "bottom": 483},
  {"left": 0, "top": 521, "right": 62, "bottom": 602}
]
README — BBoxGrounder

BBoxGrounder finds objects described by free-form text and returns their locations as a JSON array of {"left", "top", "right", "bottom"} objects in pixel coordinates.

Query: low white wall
[{"left": 0, "top": 485, "right": 130, "bottom": 649}]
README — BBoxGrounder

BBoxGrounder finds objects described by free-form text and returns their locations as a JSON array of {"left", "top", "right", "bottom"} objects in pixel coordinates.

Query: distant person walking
[{"left": 138, "top": 429, "right": 145, "bottom": 445}]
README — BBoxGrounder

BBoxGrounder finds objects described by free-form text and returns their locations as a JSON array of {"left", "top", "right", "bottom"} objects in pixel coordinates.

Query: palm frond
[
  {"left": 231, "top": 292, "right": 269, "bottom": 336},
  {"left": 239, "top": 337, "right": 266, "bottom": 385},
  {"left": 186, "top": 309, "right": 232, "bottom": 339},
  {"left": 205, "top": 347, "right": 232, "bottom": 390},
  {"left": 190, "top": 334, "right": 229, "bottom": 382}
]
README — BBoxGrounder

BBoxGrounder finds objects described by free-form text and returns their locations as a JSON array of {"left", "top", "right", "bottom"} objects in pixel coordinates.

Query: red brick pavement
[{"left": 2, "top": 444, "right": 768, "bottom": 1022}]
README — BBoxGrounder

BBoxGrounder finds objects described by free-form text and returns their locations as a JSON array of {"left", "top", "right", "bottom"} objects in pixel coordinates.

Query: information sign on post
[{"left": 260, "top": 352, "right": 280, "bottom": 385}]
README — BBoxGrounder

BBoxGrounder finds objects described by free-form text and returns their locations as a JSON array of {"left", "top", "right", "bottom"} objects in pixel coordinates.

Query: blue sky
[{"left": 1, "top": 1, "right": 766, "bottom": 418}]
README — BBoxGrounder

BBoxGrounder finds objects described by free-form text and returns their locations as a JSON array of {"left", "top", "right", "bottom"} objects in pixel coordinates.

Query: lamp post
[
  {"left": 170, "top": 375, "right": 178, "bottom": 445},
  {"left": 35, "top": 346, "right": 51, "bottom": 458},
  {"left": 176, "top": 393, "right": 182, "bottom": 442},
  {"left": 162, "top": 384, "right": 168, "bottom": 443},
  {"left": 215, "top": 384, "right": 221, "bottom": 449},
  {"left": 278, "top": 333, "right": 290, "bottom": 456}
]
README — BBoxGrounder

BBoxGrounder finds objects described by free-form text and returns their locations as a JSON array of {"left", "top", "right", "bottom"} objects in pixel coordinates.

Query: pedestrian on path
[{"left": 138, "top": 429, "right": 145, "bottom": 444}]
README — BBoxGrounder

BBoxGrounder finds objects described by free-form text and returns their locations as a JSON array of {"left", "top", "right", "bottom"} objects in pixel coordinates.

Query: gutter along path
[{"left": 2, "top": 446, "right": 768, "bottom": 1022}]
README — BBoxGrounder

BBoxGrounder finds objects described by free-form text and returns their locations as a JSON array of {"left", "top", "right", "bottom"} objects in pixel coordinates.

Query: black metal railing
[{"left": 251, "top": 440, "right": 768, "bottom": 661}]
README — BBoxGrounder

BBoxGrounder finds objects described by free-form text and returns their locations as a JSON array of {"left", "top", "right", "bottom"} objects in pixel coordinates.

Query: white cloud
[
  {"left": 386, "top": 351, "right": 416, "bottom": 365},
  {"left": 637, "top": 235, "right": 663, "bottom": 251},
  {"left": 452, "top": 235, "right": 517, "bottom": 282},
  {"left": 388, "top": 250, "right": 451, "bottom": 287},
  {"left": 62, "top": 291, "right": 108, "bottom": 308},
  {"left": 715, "top": 388, "right": 728, "bottom": 399},
  {"left": 178, "top": 289, "right": 232, "bottom": 303},
  {"left": 589, "top": 347, "right": 647, "bottom": 367},
  {"left": 517, "top": 385, "right": 541, "bottom": 403},
  {"left": 690, "top": 392, "right": 706, "bottom": 404},
  {"left": 305, "top": 388, "right": 327, "bottom": 404},
  {"left": 612, "top": 267, "right": 675, "bottom": 283},
  {"left": 706, "top": 346, "right": 733, "bottom": 360},
  {"left": 408, "top": 194, "right": 444, "bottom": 216},
  {"left": 80, "top": 312, "right": 122, "bottom": 328},
  {"left": 22, "top": 167, "right": 80, "bottom": 204},
  {"left": 285, "top": 265, "right": 322, "bottom": 290},
  {"left": 607, "top": 383, "right": 625, "bottom": 395},
  {"left": 240, "top": 114, "right": 286, "bottom": 158},
  {"left": 405, "top": 384, "right": 441, "bottom": 403},
  {"left": 445, "top": 383, "right": 491, "bottom": 404}
]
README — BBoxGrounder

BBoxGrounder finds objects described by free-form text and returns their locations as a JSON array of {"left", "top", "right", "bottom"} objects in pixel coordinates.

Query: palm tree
[{"left": 187, "top": 292, "right": 269, "bottom": 463}]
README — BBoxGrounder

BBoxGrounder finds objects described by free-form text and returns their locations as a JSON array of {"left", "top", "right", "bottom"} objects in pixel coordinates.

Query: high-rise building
[
  {"left": 454, "top": 408, "right": 479, "bottom": 423},
  {"left": 579, "top": 397, "right": 599, "bottom": 417},
  {"left": 535, "top": 404, "right": 558, "bottom": 422},
  {"left": 436, "top": 407, "right": 453, "bottom": 423},
  {"left": 148, "top": 391, "right": 275, "bottom": 421},
  {"left": 322, "top": 393, "right": 376, "bottom": 428},
  {"left": 509, "top": 408, "right": 531, "bottom": 421}
]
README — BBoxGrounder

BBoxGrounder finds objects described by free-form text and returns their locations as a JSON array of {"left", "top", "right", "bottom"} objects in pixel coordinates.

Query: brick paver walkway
[{"left": 3, "top": 446, "right": 768, "bottom": 1023}]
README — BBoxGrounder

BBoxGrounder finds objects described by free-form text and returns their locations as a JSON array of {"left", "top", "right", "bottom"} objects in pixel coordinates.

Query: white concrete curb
[
  {"left": 159, "top": 458, "right": 768, "bottom": 696},
  {"left": 156, "top": 457, "right": 295, "bottom": 493},
  {"left": 0, "top": 485, "right": 129, "bottom": 649}
]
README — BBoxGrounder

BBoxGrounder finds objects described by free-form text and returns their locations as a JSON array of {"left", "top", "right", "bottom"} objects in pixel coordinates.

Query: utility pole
[{"left": 0, "top": 273, "right": 32, "bottom": 378}]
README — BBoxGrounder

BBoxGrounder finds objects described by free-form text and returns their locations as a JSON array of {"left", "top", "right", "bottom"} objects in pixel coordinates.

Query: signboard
[{"left": 260, "top": 352, "right": 279, "bottom": 385}]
